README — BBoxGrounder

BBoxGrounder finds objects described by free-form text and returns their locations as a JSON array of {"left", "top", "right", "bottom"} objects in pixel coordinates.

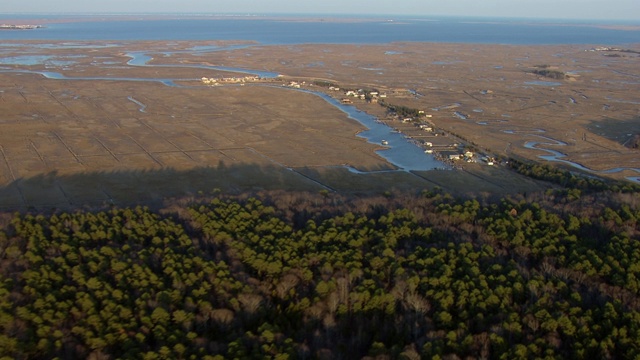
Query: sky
[{"left": 3, "top": 0, "right": 640, "bottom": 21}]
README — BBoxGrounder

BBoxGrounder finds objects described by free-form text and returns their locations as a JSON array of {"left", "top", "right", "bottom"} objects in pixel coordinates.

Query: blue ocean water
[{"left": 0, "top": 16, "right": 639, "bottom": 44}]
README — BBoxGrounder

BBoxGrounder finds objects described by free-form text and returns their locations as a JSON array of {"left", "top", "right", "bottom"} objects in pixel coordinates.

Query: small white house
[{"left": 442, "top": 151, "right": 462, "bottom": 161}]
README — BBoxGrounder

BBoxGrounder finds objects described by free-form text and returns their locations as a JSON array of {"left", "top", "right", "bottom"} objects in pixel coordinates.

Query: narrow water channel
[{"left": 524, "top": 135, "right": 640, "bottom": 183}]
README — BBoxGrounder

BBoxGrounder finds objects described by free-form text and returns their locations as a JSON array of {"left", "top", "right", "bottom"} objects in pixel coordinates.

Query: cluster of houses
[
  {"left": 432, "top": 149, "right": 481, "bottom": 167},
  {"left": 282, "top": 81, "right": 395, "bottom": 105},
  {"left": 333, "top": 88, "right": 387, "bottom": 104},
  {"left": 437, "top": 149, "right": 495, "bottom": 166},
  {"left": 201, "top": 76, "right": 261, "bottom": 85},
  {"left": 406, "top": 117, "right": 495, "bottom": 165},
  {"left": 331, "top": 84, "right": 498, "bottom": 167},
  {"left": 285, "top": 81, "right": 304, "bottom": 88}
]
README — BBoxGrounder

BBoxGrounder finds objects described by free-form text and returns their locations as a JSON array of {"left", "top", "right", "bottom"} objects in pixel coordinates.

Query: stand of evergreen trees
[{"left": 0, "top": 171, "right": 639, "bottom": 359}]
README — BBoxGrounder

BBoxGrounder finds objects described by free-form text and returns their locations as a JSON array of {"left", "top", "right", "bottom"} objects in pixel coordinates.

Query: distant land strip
[{"left": 0, "top": 24, "right": 43, "bottom": 30}]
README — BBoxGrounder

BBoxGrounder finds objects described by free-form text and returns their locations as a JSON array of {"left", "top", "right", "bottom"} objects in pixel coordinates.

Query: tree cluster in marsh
[
  {"left": 529, "top": 67, "right": 568, "bottom": 80},
  {"left": 0, "top": 175, "right": 639, "bottom": 359},
  {"left": 379, "top": 101, "right": 423, "bottom": 119},
  {"left": 507, "top": 158, "right": 640, "bottom": 194}
]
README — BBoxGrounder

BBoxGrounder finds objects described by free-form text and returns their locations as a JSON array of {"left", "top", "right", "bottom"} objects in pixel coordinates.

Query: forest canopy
[{"left": 0, "top": 175, "right": 639, "bottom": 359}]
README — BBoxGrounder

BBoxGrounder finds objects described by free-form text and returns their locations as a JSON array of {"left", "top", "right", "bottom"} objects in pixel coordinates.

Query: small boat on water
[{"left": 381, "top": 140, "right": 389, "bottom": 145}]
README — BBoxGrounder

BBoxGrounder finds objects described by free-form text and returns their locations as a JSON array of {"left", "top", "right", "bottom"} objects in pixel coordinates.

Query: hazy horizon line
[{"left": 2, "top": 12, "right": 640, "bottom": 24}]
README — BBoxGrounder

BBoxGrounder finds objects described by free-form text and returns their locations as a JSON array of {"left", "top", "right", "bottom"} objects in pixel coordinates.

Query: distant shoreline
[
  {"left": 1, "top": 14, "right": 639, "bottom": 29},
  {"left": 0, "top": 24, "right": 43, "bottom": 30}
]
